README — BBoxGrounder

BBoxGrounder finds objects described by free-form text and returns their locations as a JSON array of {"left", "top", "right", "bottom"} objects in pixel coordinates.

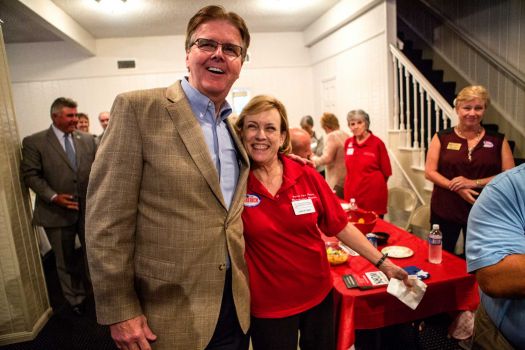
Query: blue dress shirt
[{"left": 180, "top": 78, "right": 240, "bottom": 210}]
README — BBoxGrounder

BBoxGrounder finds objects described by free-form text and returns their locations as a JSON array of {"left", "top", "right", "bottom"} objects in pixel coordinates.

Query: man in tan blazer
[
  {"left": 21, "top": 97, "right": 97, "bottom": 314},
  {"left": 86, "top": 5, "right": 251, "bottom": 350}
]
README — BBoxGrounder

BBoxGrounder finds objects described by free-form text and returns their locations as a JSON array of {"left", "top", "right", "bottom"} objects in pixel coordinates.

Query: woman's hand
[
  {"left": 380, "top": 260, "right": 412, "bottom": 287},
  {"left": 448, "top": 176, "right": 477, "bottom": 192},
  {"left": 286, "top": 153, "right": 314, "bottom": 167},
  {"left": 457, "top": 188, "right": 479, "bottom": 204}
]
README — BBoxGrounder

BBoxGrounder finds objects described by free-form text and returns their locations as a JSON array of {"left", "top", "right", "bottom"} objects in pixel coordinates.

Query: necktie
[{"left": 64, "top": 133, "right": 77, "bottom": 171}]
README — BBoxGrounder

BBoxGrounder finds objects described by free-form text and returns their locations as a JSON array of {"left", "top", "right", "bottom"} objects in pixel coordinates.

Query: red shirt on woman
[
  {"left": 343, "top": 132, "right": 392, "bottom": 215},
  {"left": 242, "top": 156, "right": 348, "bottom": 318}
]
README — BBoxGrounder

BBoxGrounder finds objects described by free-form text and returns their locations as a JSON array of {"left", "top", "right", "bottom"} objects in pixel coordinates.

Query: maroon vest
[{"left": 430, "top": 127, "right": 504, "bottom": 224}]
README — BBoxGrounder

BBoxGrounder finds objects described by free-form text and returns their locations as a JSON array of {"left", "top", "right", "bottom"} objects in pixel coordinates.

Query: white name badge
[
  {"left": 347, "top": 148, "right": 354, "bottom": 155},
  {"left": 292, "top": 199, "right": 316, "bottom": 215}
]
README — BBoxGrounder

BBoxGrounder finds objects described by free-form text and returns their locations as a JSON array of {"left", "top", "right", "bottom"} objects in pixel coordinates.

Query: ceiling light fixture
[
  {"left": 92, "top": 0, "right": 130, "bottom": 15},
  {"left": 261, "top": 0, "right": 318, "bottom": 12}
]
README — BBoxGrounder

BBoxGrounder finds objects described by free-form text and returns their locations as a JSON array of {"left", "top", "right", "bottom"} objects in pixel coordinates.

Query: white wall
[
  {"left": 309, "top": 2, "right": 391, "bottom": 141},
  {"left": 7, "top": 32, "right": 314, "bottom": 138},
  {"left": 6, "top": 1, "right": 393, "bottom": 142}
]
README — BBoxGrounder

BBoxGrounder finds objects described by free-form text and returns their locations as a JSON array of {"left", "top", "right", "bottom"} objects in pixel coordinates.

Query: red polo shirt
[
  {"left": 343, "top": 133, "right": 392, "bottom": 215},
  {"left": 242, "top": 156, "right": 348, "bottom": 318}
]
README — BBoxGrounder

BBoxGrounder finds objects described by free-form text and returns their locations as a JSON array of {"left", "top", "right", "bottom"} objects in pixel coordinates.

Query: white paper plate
[{"left": 381, "top": 246, "right": 414, "bottom": 258}]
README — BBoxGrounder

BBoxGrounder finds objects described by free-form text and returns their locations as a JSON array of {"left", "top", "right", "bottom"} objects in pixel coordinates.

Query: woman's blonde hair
[
  {"left": 320, "top": 112, "right": 340, "bottom": 130},
  {"left": 454, "top": 85, "right": 490, "bottom": 108},
  {"left": 235, "top": 95, "right": 291, "bottom": 154}
]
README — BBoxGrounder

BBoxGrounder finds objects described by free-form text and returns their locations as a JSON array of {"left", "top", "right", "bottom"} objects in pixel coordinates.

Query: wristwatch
[{"left": 375, "top": 253, "right": 388, "bottom": 268}]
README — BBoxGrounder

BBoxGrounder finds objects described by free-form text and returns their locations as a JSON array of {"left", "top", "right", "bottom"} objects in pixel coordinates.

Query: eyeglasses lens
[{"left": 194, "top": 39, "right": 242, "bottom": 58}]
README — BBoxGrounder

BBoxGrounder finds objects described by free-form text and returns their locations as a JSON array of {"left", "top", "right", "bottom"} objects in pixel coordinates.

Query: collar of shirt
[
  {"left": 181, "top": 77, "right": 232, "bottom": 123},
  {"left": 180, "top": 77, "right": 239, "bottom": 214},
  {"left": 51, "top": 124, "right": 75, "bottom": 152},
  {"left": 248, "top": 156, "right": 305, "bottom": 199},
  {"left": 352, "top": 131, "right": 374, "bottom": 148}
]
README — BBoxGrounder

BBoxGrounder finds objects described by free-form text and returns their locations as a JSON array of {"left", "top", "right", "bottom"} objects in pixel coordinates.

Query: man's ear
[{"left": 185, "top": 51, "right": 190, "bottom": 72}]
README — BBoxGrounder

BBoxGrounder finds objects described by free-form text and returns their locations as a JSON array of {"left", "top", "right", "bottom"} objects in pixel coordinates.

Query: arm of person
[
  {"left": 110, "top": 315, "right": 157, "bottom": 350},
  {"left": 424, "top": 134, "right": 453, "bottom": 189},
  {"left": 336, "top": 223, "right": 410, "bottom": 285},
  {"left": 475, "top": 254, "right": 525, "bottom": 298},
  {"left": 314, "top": 135, "right": 324, "bottom": 157},
  {"left": 425, "top": 135, "right": 479, "bottom": 203},
  {"left": 455, "top": 188, "right": 478, "bottom": 205},
  {"left": 312, "top": 133, "right": 336, "bottom": 167},
  {"left": 21, "top": 137, "right": 79, "bottom": 210},
  {"left": 21, "top": 137, "right": 58, "bottom": 202},
  {"left": 52, "top": 194, "right": 79, "bottom": 210},
  {"left": 85, "top": 94, "right": 146, "bottom": 328},
  {"left": 378, "top": 138, "right": 392, "bottom": 180},
  {"left": 501, "top": 138, "right": 516, "bottom": 171},
  {"left": 467, "top": 169, "right": 525, "bottom": 298},
  {"left": 287, "top": 153, "right": 315, "bottom": 167},
  {"left": 449, "top": 138, "right": 515, "bottom": 192}
]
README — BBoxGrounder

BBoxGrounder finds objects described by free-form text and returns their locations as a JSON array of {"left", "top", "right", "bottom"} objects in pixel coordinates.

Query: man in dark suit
[{"left": 21, "top": 97, "right": 97, "bottom": 315}]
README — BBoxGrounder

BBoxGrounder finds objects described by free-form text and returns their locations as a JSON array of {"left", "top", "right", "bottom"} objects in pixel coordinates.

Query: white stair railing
[{"left": 389, "top": 43, "right": 456, "bottom": 168}]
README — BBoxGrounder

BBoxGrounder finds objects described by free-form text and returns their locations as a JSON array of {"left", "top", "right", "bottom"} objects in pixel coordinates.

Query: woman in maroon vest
[{"left": 425, "top": 85, "right": 515, "bottom": 255}]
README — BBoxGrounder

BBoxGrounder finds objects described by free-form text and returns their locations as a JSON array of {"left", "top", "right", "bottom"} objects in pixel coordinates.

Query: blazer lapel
[
  {"left": 226, "top": 117, "right": 249, "bottom": 218},
  {"left": 71, "top": 131, "right": 86, "bottom": 170},
  {"left": 46, "top": 127, "right": 75, "bottom": 172},
  {"left": 165, "top": 82, "right": 226, "bottom": 209}
]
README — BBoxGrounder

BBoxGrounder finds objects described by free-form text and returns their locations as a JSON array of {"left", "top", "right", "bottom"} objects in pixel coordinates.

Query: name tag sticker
[
  {"left": 292, "top": 199, "right": 316, "bottom": 215},
  {"left": 447, "top": 142, "right": 462, "bottom": 150},
  {"left": 244, "top": 194, "right": 261, "bottom": 207},
  {"left": 347, "top": 148, "right": 354, "bottom": 155}
]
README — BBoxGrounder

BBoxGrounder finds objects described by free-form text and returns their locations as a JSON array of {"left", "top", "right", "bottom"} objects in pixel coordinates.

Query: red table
[{"left": 327, "top": 219, "right": 479, "bottom": 350}]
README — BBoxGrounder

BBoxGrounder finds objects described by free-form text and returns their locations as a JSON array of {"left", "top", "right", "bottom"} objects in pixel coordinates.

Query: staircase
[{"left": 398, "top": 32, "right": 456, "bottom": 107}]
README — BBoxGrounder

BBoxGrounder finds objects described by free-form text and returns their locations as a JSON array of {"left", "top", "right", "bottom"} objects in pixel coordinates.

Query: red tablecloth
[{"left": 328, "top": 219, "right": 479, "bottom": 350}]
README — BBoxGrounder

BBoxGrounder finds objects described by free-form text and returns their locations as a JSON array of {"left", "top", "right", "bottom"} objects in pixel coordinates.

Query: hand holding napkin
[{"left": 387, "top": 276, "right": 427, "bottom": 310}]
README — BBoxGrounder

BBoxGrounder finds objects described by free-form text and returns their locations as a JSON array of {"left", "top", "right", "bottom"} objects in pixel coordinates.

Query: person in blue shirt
[{"left": 466, "top": 163, "right": 525, "bottom": 349}]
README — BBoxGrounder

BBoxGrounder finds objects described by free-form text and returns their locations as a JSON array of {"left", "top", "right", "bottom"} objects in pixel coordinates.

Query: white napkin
[{"left": 387, "top": 276, "right": 427, "bottom": 310}]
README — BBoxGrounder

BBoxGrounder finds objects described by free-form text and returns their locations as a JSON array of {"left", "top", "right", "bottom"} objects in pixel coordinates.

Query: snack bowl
[
  {"left": 325, "top": 241, "right": 349, "bottom": 265},
  {"left": 347, "top": 209, "right": 378, "bottom": 234}
]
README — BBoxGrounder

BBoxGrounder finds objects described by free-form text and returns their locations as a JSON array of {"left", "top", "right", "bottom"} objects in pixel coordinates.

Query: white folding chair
[
  {"left": 385, "top": 187, "right": 418, "bottom": 230},
  {"left": 407, "top": 204, "right": 431, "bottom": 240}
]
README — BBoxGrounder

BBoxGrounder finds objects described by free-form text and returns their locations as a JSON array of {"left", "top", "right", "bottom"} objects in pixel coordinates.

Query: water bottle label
[{"left": 429, "top": 237, "right": 442, "bottom": 245}]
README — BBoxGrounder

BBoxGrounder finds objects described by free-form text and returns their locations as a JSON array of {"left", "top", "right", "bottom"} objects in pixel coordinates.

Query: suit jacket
[
  {"left": 21, "top": 127, "right": 97, "bottom": 228},
  {"left": 85, "top": 81, "right": 250, "bottom": 350}
]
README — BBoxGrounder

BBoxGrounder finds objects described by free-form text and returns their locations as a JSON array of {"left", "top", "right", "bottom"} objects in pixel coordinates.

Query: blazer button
[{"left": 218, "top": 263, "right": 226, "bottom": 271}]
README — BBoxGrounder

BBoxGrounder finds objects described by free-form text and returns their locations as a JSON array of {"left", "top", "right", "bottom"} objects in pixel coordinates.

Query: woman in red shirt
[
  {"left": 344, "top": 109, "right": 392, "bottom": 217},
  {"left": 235, "top": 96, "right": 409, "bottom": 350}
]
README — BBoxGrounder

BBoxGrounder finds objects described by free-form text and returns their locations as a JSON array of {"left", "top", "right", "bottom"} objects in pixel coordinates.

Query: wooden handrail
[{"left": 390, "top": 44, "right": 456, "bottom": 124}]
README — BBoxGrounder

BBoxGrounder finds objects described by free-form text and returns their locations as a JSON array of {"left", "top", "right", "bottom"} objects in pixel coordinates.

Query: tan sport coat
[{"left": 85, "top": 81, "right": 250, "bottom": 350}]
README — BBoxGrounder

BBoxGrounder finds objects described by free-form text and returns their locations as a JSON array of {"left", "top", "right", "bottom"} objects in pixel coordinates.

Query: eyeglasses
[{"left": 191, "top": 38, "right": 243, "bottom": 59}]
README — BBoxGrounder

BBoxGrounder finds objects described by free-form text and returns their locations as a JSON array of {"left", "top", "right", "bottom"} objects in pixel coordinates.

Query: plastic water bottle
[
  {"left": 349, "top": 198, "right": 358, "bottom": 211},
  {"left": 428, "top": 224, "right": 442, "bottom": 264}
]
